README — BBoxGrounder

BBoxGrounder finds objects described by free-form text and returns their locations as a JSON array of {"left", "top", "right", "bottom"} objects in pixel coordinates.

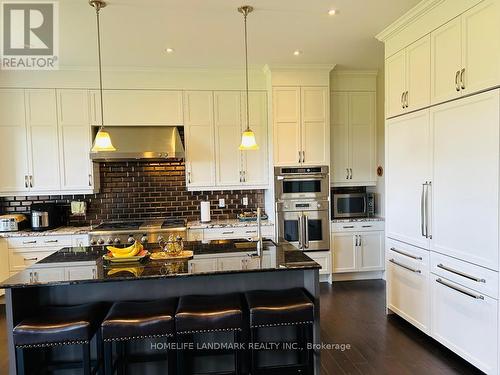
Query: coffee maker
[{"left": 30, "top": 203, "right": 64, "bottom": 231}]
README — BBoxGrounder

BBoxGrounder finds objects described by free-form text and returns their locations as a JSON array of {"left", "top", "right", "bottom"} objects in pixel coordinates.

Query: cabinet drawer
[
  {"left": 387, "top": 238, "right": 429, "bottom": 269},
  {"left": 331, "top": 221, "right": 384, "bottom": 233},
  {"left": 9, "top": 249, "right": 56, "bottom": 272},
  {"left": 430, "top": 274, "right": 498, "bottom": 374},
  {"left": 431, "top": 252, "right": 498, "bottom": 299},
  {"left": 6, "top": 235, "right": 72, "bottom": 249},
  {"left": 203, "top": 226, "right": 274, "bottom": 241}
]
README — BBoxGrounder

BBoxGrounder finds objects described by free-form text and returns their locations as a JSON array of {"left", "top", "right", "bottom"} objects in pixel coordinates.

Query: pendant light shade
[
  {"left": 91, "top": 129, "right": 116, "bottom": 152},
  {"left": 89, "top": 0, "right": 115, "bottom": 153},
  {"left": 238, "top": 5, "right": 258, "bottom": 151}
]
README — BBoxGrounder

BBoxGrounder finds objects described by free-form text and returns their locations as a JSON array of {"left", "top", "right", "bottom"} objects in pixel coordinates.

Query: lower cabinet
[
  {"left": 304, "top": 251, "right": 331, "bottom": 276},
  {"left": 189, "top": 253, "right": 271, "bottom": 273},
  {"left": 386, "top": 239, "right": 430, "bottom": 333},
  {"left": 31, "top": 264, "right": 97, "bottom": 283},
  {"left": 430, "top": 274, "right": 498, "bottom": 374}
]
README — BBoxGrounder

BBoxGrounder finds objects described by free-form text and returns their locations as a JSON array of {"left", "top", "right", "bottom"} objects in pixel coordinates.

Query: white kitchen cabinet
[
  {"left": 332, "top": 232, "right": 357, "bottom": 273},
  {"left": 9, "top": 249, "right": 57, "bottom": 272},
  {"left": 202, "top": 225, "right": 275, "bottom": 241},
  {"left": 385, "top": 110, "right": 431, "bottom": 250},
  {"left": 188, "top": 258, "right": 218, "bottom": 273},
  {"left": 57, "top": 90, "right": 98, "bottom": 192},
  {"left": 386, "top": 239, "right": 430, "bottom": 333},
  {"left": 431, "top": 0, "right": 500, "bottom": 105},
  {"left": 304, "top": 250, "right": 331, "bottom": 276},
  {"left": 0, "top": 89, "right": 29, "bottom": 193},
  {"left": 430, "top": 90, "right": 499, "bottom": 271},
  {"left": 331, "top": 92, "right": 376, "bottom": 186},
  {"left": 66, "top": 265, "right": 96, "bottom": 280},
  {"left": 273, "top": 87, "right": 329, "bottom": 167},
  {"left": 184, "top": 91, "right": 216, "bottom": 189},
  {"left": 91, "top": 90, "right": 183, "bottom": 126},
  {"left": 25, "top": 89, "right": 61, "bottom": 192},
  {"left": 386, "top": 35, "right": 431, "bottom": 118},
  {"left": 358, "top": 231, "right": 384, "bottom": 272},
  {"left": 430, "top": 274, "right": 498, "bottom": 374}
]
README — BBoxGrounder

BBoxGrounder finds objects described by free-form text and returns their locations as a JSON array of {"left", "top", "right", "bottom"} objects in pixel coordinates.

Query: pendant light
[
  {"left": 238, "top": 5, "right": 259, "bottom": 151},
  {"left": 89, "top": 0, "right": 116, "bottom": 152}
]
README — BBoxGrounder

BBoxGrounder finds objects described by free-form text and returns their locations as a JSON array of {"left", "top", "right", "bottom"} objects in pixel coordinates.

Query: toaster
[{"left": 0, "top": 214, "right": 28, "bottom": 232}]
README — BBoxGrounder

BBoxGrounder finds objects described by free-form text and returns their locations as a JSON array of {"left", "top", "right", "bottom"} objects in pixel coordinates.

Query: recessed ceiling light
[
  {"left": 293, "top": 50, "right": 302, "bottom": 56},
  {"left": 165, "top": 48, "right": 175, "bottom": 53},
  {"left": 328, "top": 9, "right": 337, "bottom": 16}
]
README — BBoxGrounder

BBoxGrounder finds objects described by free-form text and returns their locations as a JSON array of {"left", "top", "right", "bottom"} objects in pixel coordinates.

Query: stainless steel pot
[{"left": 31, "top": 210, "right": 50, "bottom": 231}]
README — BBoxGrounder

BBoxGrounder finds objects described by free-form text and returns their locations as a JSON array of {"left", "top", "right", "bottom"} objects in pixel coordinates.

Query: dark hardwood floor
[{"left": 0, "top": 281, "right": 483, "bottom": 374}]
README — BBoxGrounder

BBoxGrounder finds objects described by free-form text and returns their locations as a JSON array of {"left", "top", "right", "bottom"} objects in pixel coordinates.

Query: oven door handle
[
  {"left": 304, "top": 215, "right": 309, "bottom": 249},
  {"left": 298, "top": 214, "right": 303, "bottom": 249}
]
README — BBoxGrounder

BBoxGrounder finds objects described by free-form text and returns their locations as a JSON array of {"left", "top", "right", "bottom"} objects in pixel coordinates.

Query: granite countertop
[
  {"left": 0, "top": 226, "right": 92, "bottom": 238},
  {"left": 0, "top": 240, "right": 319, "bottom": 289},
  {"left": 331, "top": 217, "right": 385, "bottom": 223},
  {"left": 187, "top": 219, "right": 274, "bottom": 229}
]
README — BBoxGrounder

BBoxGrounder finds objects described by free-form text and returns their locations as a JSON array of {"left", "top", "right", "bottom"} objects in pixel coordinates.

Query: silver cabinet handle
[
  {"left": 349, "top": 168, "right": 353, "bottom": 180},
  {"left": 88, "top": 174, "right": 92, "bottom": 186},
  {"left": 243, "top": 170, "right": 246, "bottom": 183},
  {"left": 361, "top": 225, "right": 372, "bottom": 228},
  {"left": 92, "top": 268, "right": 96, "bottom": 279},
  {"left": 222, "top": 231, "right": 235, "bottom": 235},
  {"left": 24, "top": 175, "right": 28, "bottom": 188},
  {"left": 401, "top": 92, "right": 405, "bottom": 109},
  {"left": 358, "top": 235, "right": 362, "bottom": 247},
  {"left": 304, "top": 215, "right": 309, "bottom": 248},
  {"left": 34, "top": 271, "right": 38, "bottom": 282},
  {"left": 29, "top": 272, "right": 33, "bottom": 283},
  {"left": 343, "top": 225, "right": 354, "bottom": 229},
  {"left": 298, "top": 151, "right": 302, "bottom": 164},
  {"left": 302, "top": 151, "right": 305, "bottom": 164},
  {"left": 390, "top": 247, "right": 422, "bottom": 260},
  {"left": 23, "top": 240, "right": 37, "bottom": 244},
  {"left": 437, "top": 263, "right": 486, "bottom": 283},
  {"left": 44, "top": 239, "right": 58, "bottom": 243},
  {"left": 346, "top": 168, "right": 349, "bottom": 180},
  {"left": 239, "top": 171, "right": 243, "bottom": 183},
  {"left": 425, "top": 181, "right": 431, "bottom": 239},
  {"left": 436, "top": 278, "right": 484, "bottom": 300},
  {"left": 421, "top": 183, "right": 426, "bottom": 238},
  {"left": 404, "top": 91, "right": 409, "bottom": 108},
  {"left": 187, "top": 171, "right": 192, "bottom": 184},
  {"left": 245, "top": 230, "right": 257, "bottom": 234},
  {"left": 298, "top": 214, "right": 303, "bottom": 249},
  {"left": 29, "top": 175, "right": 33, "bottom": 188},
  {"left": 455, "top": 70, "right": 460, "bottom": 91},
  {"left": 460, "top": 68, "right": 465, "bottom": 90},
  {"left": 23, "top": 257, "right": 38, "bottom": 261},
  {"left": 389, "top": 259, "right": 421, "bottom": 274}
]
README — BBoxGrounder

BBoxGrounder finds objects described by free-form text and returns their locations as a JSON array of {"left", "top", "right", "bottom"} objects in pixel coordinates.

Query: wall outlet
[
  {"left": 218, "top": 198, "right": 225, "bottom": 208},
  {"left": 242, "top": 196, "right": 249, "bottom": 206}
]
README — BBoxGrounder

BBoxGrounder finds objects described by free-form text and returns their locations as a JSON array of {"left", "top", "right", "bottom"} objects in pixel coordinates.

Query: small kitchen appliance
[
  {"left": 30, "top": 203, "right": 63, "bottom": 231},
  {"left": 0, "top": 214, "right": 28, "bottom": 232},
  {"left": 332, "top": 188, "right": 375, "bottom": 219}
]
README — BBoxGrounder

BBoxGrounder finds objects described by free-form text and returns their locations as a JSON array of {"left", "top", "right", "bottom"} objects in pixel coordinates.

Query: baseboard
[
  {"left": 332, "top": 271, "right": 384, "bottom": 281},
  {"left": 319, "top": 274, "right": 332, "bottom": 284}
]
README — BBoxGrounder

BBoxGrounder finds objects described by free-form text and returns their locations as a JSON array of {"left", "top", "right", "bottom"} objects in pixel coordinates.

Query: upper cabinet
[
  {"left": 273, "top": 86, "right": 329, "bottom": 167},
  {"left": 386, "top": 35, "right": 431, "bottom": 118},
  {"left": 91, "top": 90, "right": 183, "bottom": 126},
  {"left": 184, "top": 90, "right": 268, "bottom": 191},
  {"left": 331, "top": 92, "right": 376, "bottom": 186}
]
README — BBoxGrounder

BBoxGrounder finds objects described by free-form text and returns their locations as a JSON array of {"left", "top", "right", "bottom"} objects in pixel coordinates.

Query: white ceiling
[{"left": 59, "top": 0, "right": 421, "bottom": 70}]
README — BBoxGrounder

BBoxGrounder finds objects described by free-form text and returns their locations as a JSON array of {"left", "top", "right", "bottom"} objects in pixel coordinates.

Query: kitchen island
[{"left": 1, "top": 239, "right": 321, "bottom": 374}]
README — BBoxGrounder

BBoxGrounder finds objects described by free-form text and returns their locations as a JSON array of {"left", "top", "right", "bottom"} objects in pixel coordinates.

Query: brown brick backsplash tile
[{"left": 0, "top": 161, "right": 265, "bottom": 225}]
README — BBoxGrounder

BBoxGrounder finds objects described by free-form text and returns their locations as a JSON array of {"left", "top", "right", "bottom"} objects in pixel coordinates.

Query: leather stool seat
[
  {"left": 245, "top": 288, "right": 314, "bottom": 328},
  {"left": 101, "top": 299, "right": 177, "bottom": 341},
  {"left": 13, "top": 302, "right": 106, "bottom": 348},
  {"left": 176, "top": 293, "right": 243, "bottom": 334}
]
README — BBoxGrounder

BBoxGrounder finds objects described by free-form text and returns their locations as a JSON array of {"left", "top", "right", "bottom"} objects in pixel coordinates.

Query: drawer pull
[
  {"left": 23, "top": 257, "right": 38, "bottom": 262},
  {"left": 361, "top": 225, "right": 372, "bottom": 228},
  {"left": 343, "top": 226, "right": 354, "bottom": 229},
  {"left": 245, "top": 230, "right": 257, "bottom": 234},
  {"left": 44, "top": 239, "right": 58, "bottom": 243},
  {"left": 22, "top": 240, "right": 37, "bottom": 244},
  {"left": 390, "top": 247, "right": 422, "bottom": 260},
  {"left": 222, "top": 231, "right": 235, "bottom": 235},
  {"left": 437, "top": 263, "right": 486, "bottom": 283},
  {"left": 436, "top": 278, "right": 484, "bottom": 300},
  {"left": 389, "top": 259, "right": 421, "bottom": 274}
]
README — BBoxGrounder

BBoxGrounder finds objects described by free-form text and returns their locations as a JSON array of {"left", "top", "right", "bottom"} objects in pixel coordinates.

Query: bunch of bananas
[{"left": 106, "top": 241, "right": 144, "bottom": 258}]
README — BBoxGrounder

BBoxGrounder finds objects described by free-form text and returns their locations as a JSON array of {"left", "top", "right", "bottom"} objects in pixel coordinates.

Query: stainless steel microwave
[
  {"left": 274, "top": 166, "right": 329, "bottom": 201},
  {"left": 332, "top": 193, "right": 375, "bottom": 218}
]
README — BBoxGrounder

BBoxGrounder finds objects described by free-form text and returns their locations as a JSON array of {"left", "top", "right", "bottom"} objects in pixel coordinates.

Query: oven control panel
[{"left": 277, "top": 200, "right": 329, "bottom": 212}]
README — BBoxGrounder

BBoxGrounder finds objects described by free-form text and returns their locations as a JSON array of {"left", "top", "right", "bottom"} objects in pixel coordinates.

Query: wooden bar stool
[
  {"left": 12, "top": 302, "right": 107, "bottom": 375},
  {"left": 175, "top": 293, "right": 244, "bottom": 375},
  {"left": 245, "top": 288, "right": 315, "bottom": 375},
  {"left": 101, "top": 298, "right": 178, "bottom": 375}
]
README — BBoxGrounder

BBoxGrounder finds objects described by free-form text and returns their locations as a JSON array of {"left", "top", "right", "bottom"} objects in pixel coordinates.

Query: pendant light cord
[
  {"left": 243, "top": 10, "right": 250, "bottom": 132},
  {"left": 95, "top": 4, "right": 105, "bottom": 129}
]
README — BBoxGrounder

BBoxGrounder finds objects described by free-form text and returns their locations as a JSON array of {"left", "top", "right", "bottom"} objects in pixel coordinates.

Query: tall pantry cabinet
[{"left": 378, "top": 0, "right": 500, "bottom": 373}]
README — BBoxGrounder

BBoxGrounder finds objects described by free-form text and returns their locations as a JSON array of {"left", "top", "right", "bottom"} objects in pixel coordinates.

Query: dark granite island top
[{"left": 1, "top": 240, "right": 322, "bottom": 375}]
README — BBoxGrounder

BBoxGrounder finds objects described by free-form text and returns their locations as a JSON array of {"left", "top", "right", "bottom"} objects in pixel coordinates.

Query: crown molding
[
  {"left": 331, "top": 70, "right": 379, "bottom": 76},
  {"left": 375, "top": 0, "right": 445, "bottom": 42},
  {"left": 263, "top": 64, "right": 336, "bottom": 74}
]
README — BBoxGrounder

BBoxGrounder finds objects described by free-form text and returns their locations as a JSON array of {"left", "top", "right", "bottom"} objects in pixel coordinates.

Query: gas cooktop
[{"left": 91, "top": 218, "right": 186, "bottom": 232}]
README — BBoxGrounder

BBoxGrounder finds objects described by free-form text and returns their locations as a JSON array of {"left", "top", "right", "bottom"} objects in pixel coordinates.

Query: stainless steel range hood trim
[{"left": 90, "top": 126, "right": 185, "bottom": 161}]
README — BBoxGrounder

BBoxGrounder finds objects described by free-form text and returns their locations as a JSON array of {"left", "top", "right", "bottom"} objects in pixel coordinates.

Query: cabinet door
[
  {"left": 189, "top": 258, "right": 218, "bottom": 273},
  {"left": 94, "top": 90, "right": 183, "bottom": 126},
  {"left": 358, "top": 232, "right": 384, "bottom": 271},
  {"left": 184, "top": 91, "right": 216, "bottom": 188},
  {"left": 431, "top": 17, "right": 462, "bottom": 104},
  {"left": 330, "top": 92, "right": 350, "bottom": 183},
  {"left": 406, "top": 35, "right": 431, "bottom": 112},
  {"left": 214, "top": 91, "right": 242, "bottom": 186},
  {"left": 461, "top": 0, "right": 500, "bottom": 96},
  {"left": 431, "top": 90, "right": 499, "bottom": 270},
  {"left": 218, "top": 256, "right": 244, "bottom": 271},
  {"left": 386, "top": 110, "right": 430, "bottom": 249},
  {"left": 33, "top": 267, "right": 66, "bottom": 283},
  {"left": 25, "top": 89, "right": 60, "bottom": 192},
  {"left": 57, "top": 90, "right": 94, "bottom": 191},
  {"left": 0, "top": 89, "right": 29, "bottom": 193},
  {"left": 385, "top": 50, "right": 406, "bottom": 118},
  {"left": 304, "top": 251, "right": 331, "bottom": 275},
  {"left": 332, "top": 233, "right": 356, "bottom": 273},
  {"left": 242, "top": 91, "right": 268, "bottom": 186},
  {"left": 66, "top": 266, "right": 96, "bottom": 280},
  {"left": 349, "top": 92, "right": 376, "bottom": 185},
  {"left": 301, "top": 87, "right": 329, "bottom": 166},
  {"left": 430, "top": 275, "right": 498, "bottom": 374},
  {"left": 386, "top": 241, "right": 430, "bottom": 333},
  {"left": 273, "top": 87, "right": 301, "bottom": 166}
]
